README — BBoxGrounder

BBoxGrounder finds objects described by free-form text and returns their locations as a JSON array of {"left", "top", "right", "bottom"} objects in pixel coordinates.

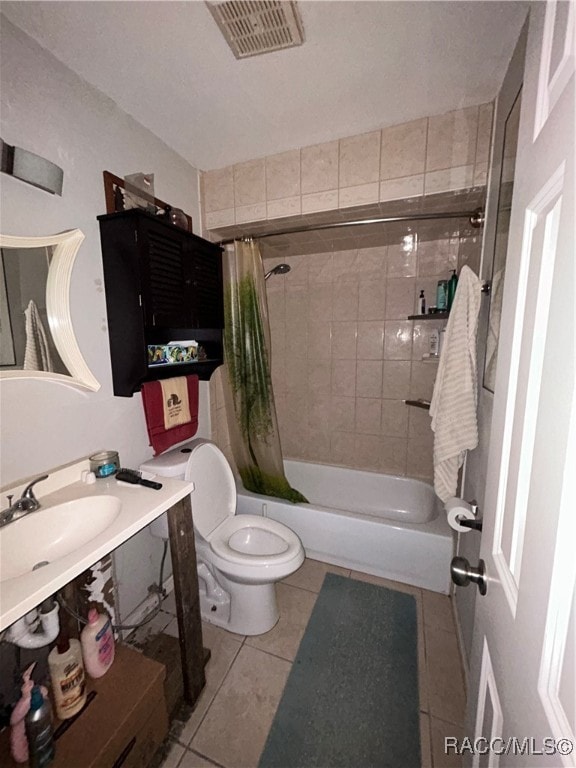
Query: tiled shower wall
[
  {"left": 201, "top": 103, "right": 493, "bottom": 229},
  {"left": 262, "top": 233, "right": 481, "bottom": 482}
]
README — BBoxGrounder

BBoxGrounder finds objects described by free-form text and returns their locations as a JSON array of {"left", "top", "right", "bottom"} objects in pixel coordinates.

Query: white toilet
[{"left": 140, "top": 439, "right": 304, "bottom": 635}]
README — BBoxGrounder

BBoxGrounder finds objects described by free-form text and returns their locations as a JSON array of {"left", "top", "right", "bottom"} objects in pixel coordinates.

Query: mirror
[
  {"left": 0, "top": 230, "right": 99, "bottom": 390},
  {"left": 483, "top": 89, "right": 522, "bottom": 392}
]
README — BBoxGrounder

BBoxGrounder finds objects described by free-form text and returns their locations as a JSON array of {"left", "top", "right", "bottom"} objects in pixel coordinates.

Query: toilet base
[{"left": 197, "top": 560, "right": 280, "bottom": 635}]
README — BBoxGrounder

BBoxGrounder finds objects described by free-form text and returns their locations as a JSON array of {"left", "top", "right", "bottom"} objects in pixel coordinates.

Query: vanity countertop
[{"left": 0, "top": 470, "right": 194, "bottom": 630}]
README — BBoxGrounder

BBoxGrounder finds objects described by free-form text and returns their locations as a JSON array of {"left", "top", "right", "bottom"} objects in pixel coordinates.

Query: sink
[{"left": 0, "top": 495, "right": 122, "bottom": 582}]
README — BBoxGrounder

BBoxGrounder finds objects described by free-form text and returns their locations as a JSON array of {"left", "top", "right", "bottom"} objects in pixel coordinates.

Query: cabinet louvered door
[
  {"left": 189, "top": 239, "right": 224, "bottom": 329},
  {"left": 140, "top": 221, "right": 195, "bottom": 328}
]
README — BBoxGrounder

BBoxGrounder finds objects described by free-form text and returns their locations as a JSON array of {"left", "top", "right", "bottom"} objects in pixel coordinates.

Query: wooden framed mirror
[{"left": 0, "top": 229, "right": 100, "bottom": 390}]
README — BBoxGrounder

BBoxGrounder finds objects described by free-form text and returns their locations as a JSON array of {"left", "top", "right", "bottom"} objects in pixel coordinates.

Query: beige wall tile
[
  {"left": 384, "top": 320, "right": 413, "bottom": 360},
  {"left": 353, "top": 434, "right": 382, "bottom": 470},
  {"left": 426, "top": 106, "right": 479, "bottom": 171},
  {"left": 203, "top": 166, "right": 234, "bottom": 213},
  {"left": 308, "top": 253, "right": 334, "bottom": 284},
  {"left": 358, "top": 280, "right": 386, "bottom": 320},
  {"left": 307, "top": 322, "right": 332, "bottom": 360},
  {"left": 331, "top": 430, "right": 355, "bottom": 466},
  {"left": 339, "top": 131, "right": 381, "bottom": 187},
  {"left": 308, "top": 282, "right": 333, "bottom": 319},
  {"left": 332, "top": 361, "right": 357, "bottom": 397},
  {"left": 355, "top": 397, "right": 382, "bottom": 434},
  {"left": 333, "top": 281, "right": 359, "bottom": 320},
  {"left": 475, "top": 101, "right": 494, "bottom": 167},
  {"left": 266, "top": 149, "right": 301, "bottom": 200},
  {"left": 387, "top": 243, "right": 418, "bottom": 278},
  {"left": 302, "top": 189, "right": 339, "bottom": 214},
  {"left": 301, "top": 140, "right": 339, "bottom": 194},
  {"left": 357, "top": 320, "right": 384, "bottom": 360},
  {"left": 379, "top": 174, "right": 424, "bottom": 202},
  {"left": 408, "top": 406, "right": 433, "bottom": 438},
  {"left": 473, "top": 161, "right": 488, "bottom": 186},
  {"left": 356, "top": 360, "right": 383, "bottom": 398},
  {"left": 406, "top": 437, "right": 434, "bottom": 479},
  {"left": 386, "top": 279, "right": 417, "bottom": 320},
  {"left": 235, "top": 202, "right": 266, "bottom": 224},
  {"left": 330, "top": 395, "right": 356, "bottom": 430},
  {"left": 331, "top": 321, "right": 358, "bottom": 359},
  {"left": 308, "top": 362, "right": 331, "bottom": 394},
  {"left": 381, "top": 399, "right": 409, "bottom": 437},
  {"left": 234, "top": 158, "right": 266, "bottom": 206},
  {"left": 458, "top": 235, "right": 482, "bottom": 274},
  {"left": 333, "top": 249, "right": 361, "bottom": 283},
  {"left": 381, "top": 117, "right": 427, "bottom": 179},
  {"left": 339, "top": 182, "right": 379, "bottom": 209},
  {"left": 424, "top": 164, "right": 475, "bottom": 195},
  {"left": 205, "top": 208, "right": 235, "bottom": 229},
  {"left": 382, "top": 360, "right": 411, "bottom": 399},
  {"left": 417, "top": 238, "right": 458, "bottom": 278},
  {"left": 409, "top": 361, "right": 438, "bottom": 401},
  {"left": 380, "top": 436, "right": 408, "bottom": 475},
  {"left": 267, "top": 195, "right": 301, "bottom": 220}
]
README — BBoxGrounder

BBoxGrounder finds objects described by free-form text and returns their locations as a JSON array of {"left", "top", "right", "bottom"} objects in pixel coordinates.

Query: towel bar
[{"left": 403, "top": 399, "right": 431, "bottom": 410}]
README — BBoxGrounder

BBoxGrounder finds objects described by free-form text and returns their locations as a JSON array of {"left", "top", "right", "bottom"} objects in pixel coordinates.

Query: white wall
[{"left": 0, "top": 18, "right": 210, "bottom": 619}]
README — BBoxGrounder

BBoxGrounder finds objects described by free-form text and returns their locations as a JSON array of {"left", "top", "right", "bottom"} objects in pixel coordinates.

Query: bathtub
[{"left": 236, "top": 460, "right": 453, "bottom": 594}]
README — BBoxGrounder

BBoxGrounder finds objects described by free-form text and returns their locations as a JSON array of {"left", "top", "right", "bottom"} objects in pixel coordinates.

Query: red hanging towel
[{"left": 141, "top": 375, "right": 199, "bottom": 456}]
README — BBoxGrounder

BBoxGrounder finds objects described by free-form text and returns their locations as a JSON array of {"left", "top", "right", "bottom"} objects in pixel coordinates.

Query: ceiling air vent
[{"left": 207, "top": 1, "right": 305, "bottom": 59}]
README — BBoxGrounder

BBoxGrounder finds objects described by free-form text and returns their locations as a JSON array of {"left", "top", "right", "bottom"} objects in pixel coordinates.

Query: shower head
[{"left": 264, "top": 263, "right": 291, "bottom": 280}]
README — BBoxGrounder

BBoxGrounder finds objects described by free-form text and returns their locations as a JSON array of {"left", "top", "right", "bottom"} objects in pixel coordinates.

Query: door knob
[{"left": 450, "top": 556, "right": 487, "bottom": 595}]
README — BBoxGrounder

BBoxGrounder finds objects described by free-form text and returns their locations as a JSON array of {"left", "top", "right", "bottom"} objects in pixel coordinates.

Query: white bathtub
[{"left": 236, "top": 460, "right": 453, "bottom": 594}]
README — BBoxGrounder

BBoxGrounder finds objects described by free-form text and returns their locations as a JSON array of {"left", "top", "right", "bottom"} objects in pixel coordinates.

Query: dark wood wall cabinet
[{"left": 98, "top": 209, "right": 224, "bottom": 397}]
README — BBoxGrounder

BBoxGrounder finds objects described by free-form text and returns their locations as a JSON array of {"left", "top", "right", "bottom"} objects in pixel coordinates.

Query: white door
[{"left": 466, "top": 3, "right": 575, "bottom": 767}]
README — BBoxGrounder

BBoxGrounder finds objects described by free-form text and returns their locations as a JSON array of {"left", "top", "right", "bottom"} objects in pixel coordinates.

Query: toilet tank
[{"left": 140, "top": 442, "right": 196, "bottom": 539}]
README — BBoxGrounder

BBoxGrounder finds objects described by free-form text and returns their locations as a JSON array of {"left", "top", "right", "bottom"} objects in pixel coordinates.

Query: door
[{"left": 466, "top": 3, "right": 575, "bottom": 767}]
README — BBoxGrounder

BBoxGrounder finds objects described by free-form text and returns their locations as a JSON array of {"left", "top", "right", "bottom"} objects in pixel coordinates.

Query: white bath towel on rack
[
  {"left": 23, "top": 299, "right": 54, "bottom": 372},
  {"left": 430, "top": 265, "right": 482, "bottom": 501}
]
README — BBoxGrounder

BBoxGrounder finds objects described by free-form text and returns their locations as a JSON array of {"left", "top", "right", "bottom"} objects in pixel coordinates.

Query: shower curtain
[{"left": 222, "top": 239, "right": 307, "bottom": 503}]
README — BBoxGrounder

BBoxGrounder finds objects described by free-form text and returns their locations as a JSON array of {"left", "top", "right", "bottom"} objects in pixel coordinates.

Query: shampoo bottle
[
  {"left": 48, "top": 634, "right": 86, "bottom": 719},
  {"left": 24, "top": 686, "right": 55, "bottom": 768},
  {"left": 447, "top": 269, "right": 458, "bottom": 310},
  {"left": 417, "top": 289, "right": 426, "bottom": 315},
  {"left": 81, "top": 608, "right": 115, "bottom": 678}
]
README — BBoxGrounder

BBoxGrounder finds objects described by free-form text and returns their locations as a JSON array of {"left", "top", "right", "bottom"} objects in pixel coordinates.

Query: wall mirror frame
[
  {"left": 481, "top": 21, "right": 527, "bottom": 393},
  {"left": 0, "top": 229, "right": 100, "bottom": 390}
]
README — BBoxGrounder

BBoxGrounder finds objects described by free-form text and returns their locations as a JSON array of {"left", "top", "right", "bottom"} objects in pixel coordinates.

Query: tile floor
[{"left": 129, "top": 559, "right": 466, "bottom": 768}]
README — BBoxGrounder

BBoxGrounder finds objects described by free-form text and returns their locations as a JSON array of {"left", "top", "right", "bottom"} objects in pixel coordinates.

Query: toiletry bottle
[
  {"left": 48, "top": 634, "right": 87, "bottom": 719},
  {"left": 10, "top": 663, "right": 36, "bottom": 764},
  {"left": 25, "top": 686, "right": 55, "bottom": 768},
  {"left": 447, "top": 269, "right": 458, "bottom": 310},
  {"left": 81, "top": 608, "right": 115, "bottom": 678},
  {"left": 436, "top": 280, "right": 448, "bottom": 311},
  {"left": 417, "top": 290, "right": 426, "bottom": 315},
  {"left": 430, "top": 329, "right": 440, "bottom": 357}
]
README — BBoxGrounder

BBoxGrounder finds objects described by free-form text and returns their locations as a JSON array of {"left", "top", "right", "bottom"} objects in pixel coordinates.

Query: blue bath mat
[{"left": 259, "top": 573, "right": 420, "bottom": 768}]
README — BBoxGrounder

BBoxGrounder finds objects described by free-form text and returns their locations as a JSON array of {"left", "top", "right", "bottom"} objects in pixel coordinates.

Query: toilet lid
[{"left": 183, "top": 441, "right": 236, "bottom": 538}]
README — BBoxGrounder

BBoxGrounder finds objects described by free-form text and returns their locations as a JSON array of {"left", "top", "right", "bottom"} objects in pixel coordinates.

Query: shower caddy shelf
[
  {"left": 98, "top": 209, "right": 224, "bottom": 397},
  {"left": 407, "top": 312, "right": 449, "bottom": 321}
]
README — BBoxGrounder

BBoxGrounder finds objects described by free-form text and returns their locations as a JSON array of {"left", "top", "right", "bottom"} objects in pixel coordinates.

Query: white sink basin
[{"left": 0, "top": 495, "right": 122, "bottom": 583}]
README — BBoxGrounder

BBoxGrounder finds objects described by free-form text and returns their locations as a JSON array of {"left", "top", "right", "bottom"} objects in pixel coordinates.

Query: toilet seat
[{"left": 209, "top": 514, "right": 303, "bottom": 568}]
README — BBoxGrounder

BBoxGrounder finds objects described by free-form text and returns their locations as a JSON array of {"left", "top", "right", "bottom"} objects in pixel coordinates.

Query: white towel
[
  {"left": 430, "top": 266, "right": 482, "bottom": 501},
  {"left": 23, "top": 299, "right": 54, "bottom": 372}
]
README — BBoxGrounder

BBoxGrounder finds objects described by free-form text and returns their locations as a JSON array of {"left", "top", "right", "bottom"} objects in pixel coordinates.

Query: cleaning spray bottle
[{"left": 80, "top": 608, "right": 115, "bottom": 678}]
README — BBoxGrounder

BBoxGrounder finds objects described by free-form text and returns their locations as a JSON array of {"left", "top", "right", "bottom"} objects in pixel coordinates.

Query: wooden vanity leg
[{"left": 167, "top": 496, "right": 206, "bottom": 706}]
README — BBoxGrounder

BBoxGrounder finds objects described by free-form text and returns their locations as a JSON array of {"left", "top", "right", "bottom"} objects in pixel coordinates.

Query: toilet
[{"left": 140, "top": 439, "right": 304, "bottom": 635}]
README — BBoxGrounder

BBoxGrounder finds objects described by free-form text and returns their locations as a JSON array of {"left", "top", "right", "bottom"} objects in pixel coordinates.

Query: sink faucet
[{"left": 0, "top": 474, "right": 48, "bottom": 528}]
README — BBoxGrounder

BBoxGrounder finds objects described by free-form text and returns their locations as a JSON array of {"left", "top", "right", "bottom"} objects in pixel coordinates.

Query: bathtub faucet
[{"left": 0, "top": 474, "right": 49, "bottom": 528}]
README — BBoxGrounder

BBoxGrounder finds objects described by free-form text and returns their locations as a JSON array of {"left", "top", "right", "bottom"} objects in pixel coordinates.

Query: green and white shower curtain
[{"left": 222, "top": 239, "right": 306, "bottom": 503}]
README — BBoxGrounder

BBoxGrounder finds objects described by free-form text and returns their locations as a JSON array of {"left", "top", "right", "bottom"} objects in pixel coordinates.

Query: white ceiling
[{"left": 1, "top": 0, "right": 529, "bottom": 172}]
